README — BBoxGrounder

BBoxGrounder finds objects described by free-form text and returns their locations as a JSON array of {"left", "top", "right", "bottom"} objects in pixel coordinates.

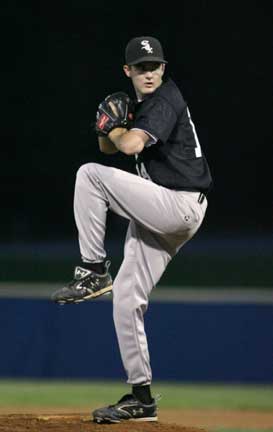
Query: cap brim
[{"left": 127, "top": 56, "right": 168, "bottom": 65}]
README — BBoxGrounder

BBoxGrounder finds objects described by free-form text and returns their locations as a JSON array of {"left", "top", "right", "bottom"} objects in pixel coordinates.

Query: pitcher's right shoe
[
  {"left": 92, "top": 394, "right": 158, "bottom": 424},
  {"left": 51, "top": 260, "right": 112, "bottom": 305}
]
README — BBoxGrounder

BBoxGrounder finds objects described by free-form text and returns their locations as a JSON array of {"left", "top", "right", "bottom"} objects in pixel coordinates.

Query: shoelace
[
  {"left": 67, "top": 274, "right": 99, "bottom": 290},
  {"left": 108, "top": 393, "right": 162, "bottom": 408}
]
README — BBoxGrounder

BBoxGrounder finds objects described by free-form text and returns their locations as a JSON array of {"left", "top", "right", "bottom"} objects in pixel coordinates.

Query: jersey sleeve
[
  {"left": 133, "top": 96, "right": 177, "bottom": 144},
  {"left": 130, "top": 128, "right": 157, "bottom": 147}
]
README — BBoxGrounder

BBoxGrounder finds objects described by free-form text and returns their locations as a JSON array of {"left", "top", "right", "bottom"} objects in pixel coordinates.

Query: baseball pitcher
[{"left": 52, "top": 35, "right": 213, "bottom": 423}]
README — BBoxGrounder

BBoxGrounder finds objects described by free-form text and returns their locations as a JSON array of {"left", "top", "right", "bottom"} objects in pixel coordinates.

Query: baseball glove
[{"left": 95, "top": 92, "right": 134, "bottom": 136}]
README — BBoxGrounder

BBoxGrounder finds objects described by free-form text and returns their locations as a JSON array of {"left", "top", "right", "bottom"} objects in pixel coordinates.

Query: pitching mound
[{"left": 0, "top": 414, "right": 206, "bottom": 432}]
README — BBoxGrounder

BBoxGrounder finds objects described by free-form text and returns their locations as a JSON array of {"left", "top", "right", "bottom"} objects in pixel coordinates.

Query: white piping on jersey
[{"left": 131, "top": 128, "right": 158, "bottom": 147}]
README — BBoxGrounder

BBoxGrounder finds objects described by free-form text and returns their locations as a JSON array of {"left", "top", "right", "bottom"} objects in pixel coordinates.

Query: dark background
[{"left": 1, "top": 1, "right": 272, "bottom": 284}]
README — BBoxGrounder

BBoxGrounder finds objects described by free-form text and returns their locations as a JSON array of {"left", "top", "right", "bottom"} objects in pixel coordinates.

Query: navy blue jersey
[{"left": 132, "top": 78, "right": 213, "bottom": 194}]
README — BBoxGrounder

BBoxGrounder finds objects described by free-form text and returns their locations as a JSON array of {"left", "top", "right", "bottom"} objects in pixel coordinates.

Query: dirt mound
[{"left": 0, "top": 414, "right": 206, "bottom": 432}]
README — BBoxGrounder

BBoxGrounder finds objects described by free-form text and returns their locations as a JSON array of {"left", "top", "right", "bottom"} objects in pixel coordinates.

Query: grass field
[
  {"left": 0, "top": 380, "right": 273, "bottom": 426},
  {"left": 0, "top": 380, "right": 273, "bottom": 411},
  {"left": 0, "top": 380, "right": 273, "bottom": 432}
]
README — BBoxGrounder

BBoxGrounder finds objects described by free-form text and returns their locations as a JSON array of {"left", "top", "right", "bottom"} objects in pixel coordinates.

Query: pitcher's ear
[{"left": 123, "top": 64, "right": 131, "bottom": 78}]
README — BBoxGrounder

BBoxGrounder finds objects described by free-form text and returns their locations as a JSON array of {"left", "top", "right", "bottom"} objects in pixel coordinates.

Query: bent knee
[{"left": 76, "top": 162, "right": 99, "bottom": 179}]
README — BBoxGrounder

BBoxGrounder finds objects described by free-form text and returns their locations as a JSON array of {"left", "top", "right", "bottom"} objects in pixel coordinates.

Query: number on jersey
[
  {"left": 136, "top": 162, "right": 151, "bottom": 180},
  {"left": 135, "top": 155, "right": 151, "bottom": 180}
]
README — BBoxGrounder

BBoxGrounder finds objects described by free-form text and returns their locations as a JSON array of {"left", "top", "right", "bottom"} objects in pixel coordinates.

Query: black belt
[{"left": 198, "top": 192, "right": 206, "bottom": 204}]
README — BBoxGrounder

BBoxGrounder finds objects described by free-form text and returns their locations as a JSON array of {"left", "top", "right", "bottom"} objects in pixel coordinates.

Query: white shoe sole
[
  {"left": 56, "top": 285, "right": 112, "bottom": 305},
  {"left": 93, "top": 416, "right": 158, "bottom": 424}
]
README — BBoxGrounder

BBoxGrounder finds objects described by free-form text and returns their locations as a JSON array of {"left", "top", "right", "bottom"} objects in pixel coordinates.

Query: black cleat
[
  {"left": 92, "top": 394, "right": 158, "bottom": 424},
  {"left": 51, "top": 261, "right": 112, "bottom": 305}
]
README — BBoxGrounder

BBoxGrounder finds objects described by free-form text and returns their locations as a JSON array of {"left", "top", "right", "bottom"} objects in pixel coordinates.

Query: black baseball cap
[{"left": 125, "top": 36, "right": 168, "bottom": 65}]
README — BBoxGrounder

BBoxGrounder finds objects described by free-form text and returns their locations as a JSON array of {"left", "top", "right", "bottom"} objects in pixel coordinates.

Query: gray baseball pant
[{"left": 74, "top": 162, "right": 207, "bottom": 385}]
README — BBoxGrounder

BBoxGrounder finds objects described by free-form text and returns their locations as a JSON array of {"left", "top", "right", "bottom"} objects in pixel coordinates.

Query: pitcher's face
[{"left": 123, "top": 62, "right": 165, "bottom": 100}]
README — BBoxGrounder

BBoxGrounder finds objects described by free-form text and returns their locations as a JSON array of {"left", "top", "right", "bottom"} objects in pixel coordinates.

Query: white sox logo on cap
[
  {"left": 141, "top": 40, "right": 153, "bottom": 54},
  {"left": 125, "top": 36, "right": 168, "bottom": 65}
]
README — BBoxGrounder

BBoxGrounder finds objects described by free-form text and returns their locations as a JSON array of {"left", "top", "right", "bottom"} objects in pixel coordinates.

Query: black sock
[
  {"left": 81, "top": 262, "right": 105, "bottom": 275},
  {"left": 132, "top": 385, "right": 153, "bottom": 404}
]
